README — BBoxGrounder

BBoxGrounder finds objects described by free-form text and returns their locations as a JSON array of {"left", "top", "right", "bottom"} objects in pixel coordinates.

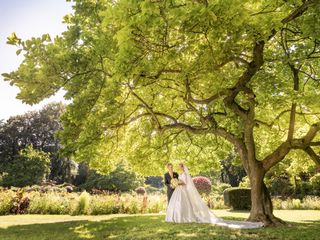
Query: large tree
[{"left": 3, "top": 0, "right": 320, "bottom": 225}]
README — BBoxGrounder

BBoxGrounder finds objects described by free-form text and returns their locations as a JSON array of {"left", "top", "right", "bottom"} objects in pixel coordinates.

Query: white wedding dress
[{"left": 165, "top": 165, "right": 264, "bottom": 229}]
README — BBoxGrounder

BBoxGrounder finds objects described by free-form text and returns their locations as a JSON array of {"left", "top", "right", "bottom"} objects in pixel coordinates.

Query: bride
[{"left": 165, "top": 163, "right": 264, "bottom": 229}]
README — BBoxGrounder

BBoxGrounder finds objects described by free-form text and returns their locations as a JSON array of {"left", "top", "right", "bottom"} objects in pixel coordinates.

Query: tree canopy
[{"left": 3, "top": 0, "right": 320, "bottom": 177}]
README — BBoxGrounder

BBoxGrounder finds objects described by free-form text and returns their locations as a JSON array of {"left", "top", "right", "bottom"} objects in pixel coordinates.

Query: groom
[{"left": 164, "top": 163, "right": 179, "bottom": 203}]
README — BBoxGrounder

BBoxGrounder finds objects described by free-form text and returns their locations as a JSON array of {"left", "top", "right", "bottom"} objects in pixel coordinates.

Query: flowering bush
[
  {"left": 11, "top": 190, "right": 30, "bottom": 214},
  {"left": 192, "top": 176, "right": 212, "bottom": 195}
]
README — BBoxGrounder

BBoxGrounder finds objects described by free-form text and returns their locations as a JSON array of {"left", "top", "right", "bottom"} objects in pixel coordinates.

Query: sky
[{"left": 0, "top": 0, "right": 73, "bottom": 120}]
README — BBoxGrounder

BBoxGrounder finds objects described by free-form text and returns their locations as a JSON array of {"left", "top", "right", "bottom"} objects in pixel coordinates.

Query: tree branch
[
  {"left": 281, "top": 0, "right": 319, "bottom": 24},
  {"left": 129, "top": 89, "right": 162, "bottom": 129},
  {"left": 160, "top": 122, "right": 210, "bottom": 134},
  {"left": 304, "top": 146, "right": 320, "bottom": 166},
  {"left": 287, "top": 64, "right": 300, "bottom": 141},
  {"left": 262, "top": 122, "right": 320, "bottom": 171},
  {"left": 184, "top": 77, "right": 229, "bottom": 105}
]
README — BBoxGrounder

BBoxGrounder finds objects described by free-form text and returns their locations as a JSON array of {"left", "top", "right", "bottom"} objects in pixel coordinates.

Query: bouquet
[{"left": 170, "top": 178, "right": 179, "bottom": 189}]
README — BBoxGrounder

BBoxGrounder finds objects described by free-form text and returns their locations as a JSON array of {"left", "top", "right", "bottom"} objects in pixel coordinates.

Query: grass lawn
[{"left": 0, "top": 210, "right": 319, "bottom": 240}]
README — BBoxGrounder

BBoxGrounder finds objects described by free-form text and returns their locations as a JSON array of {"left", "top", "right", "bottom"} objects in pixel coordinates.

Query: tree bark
[{"left": 247, "top": 161, "right": 285, "bottom": 226}]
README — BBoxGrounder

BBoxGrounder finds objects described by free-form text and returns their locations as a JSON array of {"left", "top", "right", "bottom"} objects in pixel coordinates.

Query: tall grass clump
[{"left": 71, "top": 191, "right": 91, "bottom": 215}]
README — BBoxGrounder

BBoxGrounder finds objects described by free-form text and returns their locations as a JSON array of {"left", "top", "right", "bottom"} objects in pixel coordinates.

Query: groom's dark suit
[{"left": 164, "top": 171, "right": 179, "bottom": 202}]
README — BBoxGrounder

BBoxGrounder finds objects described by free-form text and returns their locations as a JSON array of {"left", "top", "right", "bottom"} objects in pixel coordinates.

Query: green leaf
[{"left": 16, "top": 49, "right": 22, "bottom": 56}]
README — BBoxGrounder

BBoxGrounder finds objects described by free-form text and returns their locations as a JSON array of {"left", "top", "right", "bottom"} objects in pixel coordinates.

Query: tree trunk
[{"left": 247, "top": 164, "right": 285, "bottom": 226}]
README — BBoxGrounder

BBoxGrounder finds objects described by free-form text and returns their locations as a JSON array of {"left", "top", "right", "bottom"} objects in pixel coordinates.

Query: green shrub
[
  {"left": 310, "top": 173, "right": 320, "bottom": 195},
  {"left": 266, "top": 175, "right": 293, "bottom": 196},
  {"left": 300, "top": 181, "right": 313, "bottom": 196},
  {"left": 0, "top": 190, "right": 15, "bottom": 215},
  {"left": 223, "top": 187, "right": 251, "bottom": 210},
  {"left": 80, "top": 163, "right": 144, "bottom": 192},
  {"left": 1, "top": 145, "right": 50, "bottom": 187}
]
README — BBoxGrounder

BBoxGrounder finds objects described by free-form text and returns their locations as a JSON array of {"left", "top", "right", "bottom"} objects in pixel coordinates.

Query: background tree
[
  {"left": 0, "top": 103, "right": 75, "bottom": 183},
  {"left": 1, "top": 145, "right": 50, "bottom": 187},
  {"left": 264, "top": 155, "right": 319, "bottom": 197},
  {"left": 80, "top": 162, "right": 144, "bottom": 192},
  {"left": 220, "top": 152, "right": 246, "bottom": 187},
  {"left": 73, "top": 162, "right": 89, "bottom": 186},
  {"left": 145, "top": 176, "right": 164, "bottom": 188},
  {"left": 3, "top": 0, "right": 320, "bottom": 225}
]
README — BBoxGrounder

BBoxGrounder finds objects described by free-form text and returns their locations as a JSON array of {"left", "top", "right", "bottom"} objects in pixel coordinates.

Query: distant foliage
[
  {"left": 212, "top": 183, "right": 232, "bottom": 195},
  {"left": 192, "top": 176, "right": 212, "bottom": 195},
  {"left": 239, "top": 176, "right": 250, "bottom": 188},
  {"left": 220, "top": 153, "right": 246, "bottom": 187},
  {"left": 145, "top": 176, "right": 163, "bottom": 188},
  {"left": 144, "top": 184, "right": 164, "bottom": 194},
  {"left": 310, "top": 173, "right": 320, "bottom": 195},
  {"left": 1, "top": 146, "right": 50, "bottom": 187},
  {"left": 81, "top": 163, "right": 144, "bottom": 192}
]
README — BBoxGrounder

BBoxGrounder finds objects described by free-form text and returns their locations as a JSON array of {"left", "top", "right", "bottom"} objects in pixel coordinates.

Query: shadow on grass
[{"left": 0, "top": 215, "right": 319, "bottom": 240}]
